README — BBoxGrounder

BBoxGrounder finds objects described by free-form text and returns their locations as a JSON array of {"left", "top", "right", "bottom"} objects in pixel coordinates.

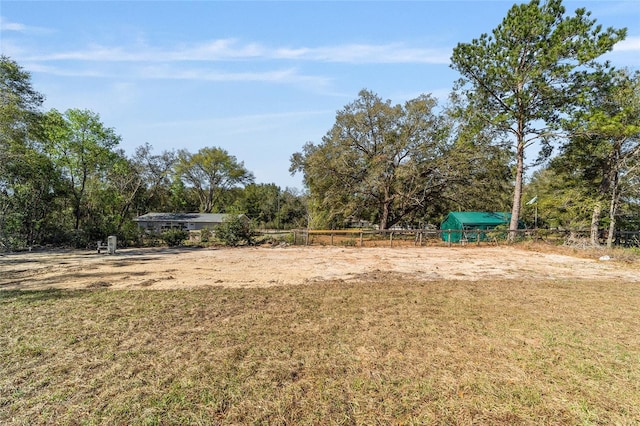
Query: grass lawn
[{"left": 2, "top": 277, "right": 639, "bottom": 425}]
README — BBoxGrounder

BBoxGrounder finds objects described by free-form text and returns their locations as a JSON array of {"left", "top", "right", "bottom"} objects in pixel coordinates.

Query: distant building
[
  {"left": 133, "top": 212, "right": 245, "bottom": 233},
  {"left": 440, "top": 211, "right": 514, "bottom": 243},
  {"left": 344, "top": 216, "right": 376, "bottom": 229}
]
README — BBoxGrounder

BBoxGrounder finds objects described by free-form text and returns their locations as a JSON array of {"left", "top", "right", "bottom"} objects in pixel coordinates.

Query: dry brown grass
[
  {"left": 2, "top": 276, "right": 640, "bottom": 425},
  {"left": 519, "top": 240, "right": 640, "bottom": 265}
]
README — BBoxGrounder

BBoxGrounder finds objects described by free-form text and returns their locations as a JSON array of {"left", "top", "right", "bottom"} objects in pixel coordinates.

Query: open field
[
  {"left": 1, "top": 244, "right": 639, "bottom": 290},
  {"left": 1, "top": 245, "right": 640, "bottom": 424}
]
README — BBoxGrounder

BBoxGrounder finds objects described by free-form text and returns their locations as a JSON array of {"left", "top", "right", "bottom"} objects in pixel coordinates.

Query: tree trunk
[
  {"left": 509, "top": 139, "right": 525, "bottom": 242},
  {"left": 73, "top": 197, "right": 82, "bottom": 231},
  {"left": 606, "top": 182, "right": 620, "bottom": 248},
  {"left": 379, "top": 201, "right": 390, "bottom": 230},
  {"left": 590, "top": 202, "right": 601, "bottom": 246},
  {"left": 74, "top": 170, "right": 88, "bottom": 230}
]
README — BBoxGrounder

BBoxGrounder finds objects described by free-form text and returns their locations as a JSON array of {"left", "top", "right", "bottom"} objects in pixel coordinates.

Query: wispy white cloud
[
  {"left": 178, "top": 39, "right": 265, "bottom": 61},
  {"left": 0, "top": 17, "right": 26, "bottom": 32},
  {"left": 605, "top": 35, "right": 640, "bottom": 67},
  {"left": 22, "top": 38, "right": 450, "bottom": 65},
  {"left": 138, "top": 65, "right": 327, "bottom": 84},
  {"left": 613, "top": 35, "right": 640, "bottom": 52},
  {"left": 19, "top": 62, "right": 110, "bottom": 78},
  {"left": 275, "top": 43, "right": 450, "bottom": 64},
  {"left": 16, "top": 37, "right": 447, "bottom": 87},
  {"left": 26, "top": 45, "right": 140, "bottom": 62},
  {"left": 142, "top": 109, "right": 336, "bottom": 145},
  {"left": 142, "top": 65, "right": 334, "bottom": 90},
  {"left": 22, "top": 61, "right": 332, "bottom": 87},
  {"left": 147, "top": 109, "right": 334, "bottom": 130},
  {"left": 0, "top": 17, "right": 53, "bottom": 34}
]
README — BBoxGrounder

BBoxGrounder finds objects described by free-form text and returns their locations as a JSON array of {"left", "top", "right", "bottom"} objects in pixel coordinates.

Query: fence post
[
  {"left": 360, "top": 232, "right": 363, "bottom": 247},
  {"left": 390, "top": 232, "right": 393, "bottom": 248}
]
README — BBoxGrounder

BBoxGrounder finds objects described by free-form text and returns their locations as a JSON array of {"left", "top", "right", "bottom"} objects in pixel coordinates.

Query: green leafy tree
[
  {"left": 525, "top": 166, "right": 595, "bottom": 231},
  {"left": 0, "top": 150, "right": 60, "bottom": 249},
  {"left": 0, "top": 56, "right": 61, "bottom": 249},
  {"left": 0, "top": 55, "right": 44, "bottom": 160},
  {"left": 291, "top": 89, "right": 464, "bottom": 230},
  {"left": 166, "top": 178, "right": 198, "bottom": 213},
  {"left": 176, "top": 147, "right": 254, "bottom": 213},
  {"left": 561, "top": 69, "right": 640, "bottom": 246},
  {"left": 43, "top": 108, "right": 121, "bottom": 235},
  {"left": 450, "top": 0, "right": 626, "bottom": 239},
  {"left": 235, "top": 183, "right": 279, "bottom": 227},
  {"left": 105, "top": 152, "right": 145, "bottom": 234},
  {"left": 234, "top": 184, "right": 307, "bottom": 229},
  {"left": 133, "top": 143, "right": 177, "bottom": 212},
  {"left": 440, "top": 97, "right": 514, "bottom": 216},
  {"left": 277, "top": 188, "right": 307, "bottom": 229}
]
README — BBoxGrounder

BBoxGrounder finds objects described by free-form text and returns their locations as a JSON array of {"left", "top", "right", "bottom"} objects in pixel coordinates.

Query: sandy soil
[{"left": 1, "top": 245, "right": 638, "bottom": 291}]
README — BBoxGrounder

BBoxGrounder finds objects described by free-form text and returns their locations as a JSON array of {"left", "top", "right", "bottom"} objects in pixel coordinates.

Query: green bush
[
  {"left": 200, "top": 227, "right": 212, "bottom": 243},
  {"left": 278, "top": 233, "right": 295, "bottom": 245},
  {"left": 161, "top": 229, "right": 189, "bottom": 247},
  {"left": 216, "top": 216, "right": 256, "bottom": 246}
]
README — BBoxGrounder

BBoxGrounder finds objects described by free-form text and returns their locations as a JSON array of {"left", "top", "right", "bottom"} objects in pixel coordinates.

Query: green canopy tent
[{"left": 440, "top": 212, "right": 513, "bottom": 243}]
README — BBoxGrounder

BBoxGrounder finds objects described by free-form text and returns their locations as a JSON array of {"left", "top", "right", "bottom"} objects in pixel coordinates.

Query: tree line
[
  {"left": 2, "top": 0, "right": 639, "bottom": 250},
  {"left": 1, "top": 58, "right": 306, "bottom": 249},
  {"left": 291, "top": 0, "right": 639, "bottom": 246}
]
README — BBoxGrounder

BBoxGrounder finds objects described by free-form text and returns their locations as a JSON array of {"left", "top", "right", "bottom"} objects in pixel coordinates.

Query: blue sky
[{"left": 2, "top": 1, "right": 639, "bottom": 190}]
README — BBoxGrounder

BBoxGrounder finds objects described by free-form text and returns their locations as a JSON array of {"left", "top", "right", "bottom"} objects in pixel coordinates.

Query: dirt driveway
[{"left": 1, "top": 245, "right": 638, "bottom": 291}]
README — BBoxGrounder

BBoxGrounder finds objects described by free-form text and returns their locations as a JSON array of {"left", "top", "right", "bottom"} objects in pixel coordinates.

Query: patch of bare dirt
[{"left": 0, "top": 245, "right": 638, "bottom": 291}]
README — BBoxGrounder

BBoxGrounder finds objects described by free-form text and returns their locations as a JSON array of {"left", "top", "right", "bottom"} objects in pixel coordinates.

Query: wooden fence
[{"left": 259, "top": 229, "right": 640, "bottom": 248}]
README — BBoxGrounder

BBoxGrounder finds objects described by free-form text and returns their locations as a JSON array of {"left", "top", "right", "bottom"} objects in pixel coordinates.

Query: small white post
[{"left": 107, "top": 235, "right": 117, "bottom": 255}]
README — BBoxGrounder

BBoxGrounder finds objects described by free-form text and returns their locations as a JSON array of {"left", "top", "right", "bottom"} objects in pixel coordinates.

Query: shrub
[
  {"left": 200, "top": 227, "right": 212, "bottom": 243},
  {"left": 216, "top": 216, "right": 256, "bottom": 246},
  {"left": 279, "top": 232, "right": 295, "bottom": 245},
  {"left": 161, "top": 229, "right": 189, "bottom": 247}
]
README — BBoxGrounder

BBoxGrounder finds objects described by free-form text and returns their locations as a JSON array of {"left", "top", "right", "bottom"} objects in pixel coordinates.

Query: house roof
[
  {"left": 442, "top": 212, "right": 511, "bottom": 226},
  {"left": 133, "top": 213, "right": 239, "bottom": 223}
]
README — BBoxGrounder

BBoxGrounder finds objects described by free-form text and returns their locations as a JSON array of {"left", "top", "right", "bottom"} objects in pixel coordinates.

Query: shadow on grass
[{"left": 0, "top": 288, "right": 92, "bottom": 304}]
